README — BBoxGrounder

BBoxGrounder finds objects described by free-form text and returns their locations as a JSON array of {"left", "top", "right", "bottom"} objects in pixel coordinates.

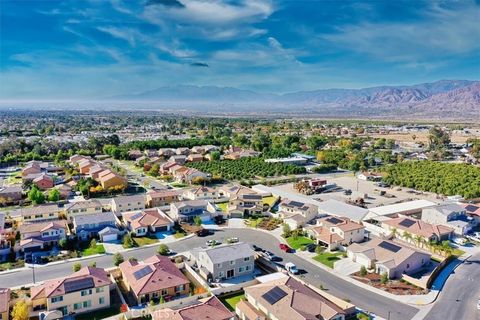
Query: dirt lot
[
  {"left": 352, "top": 272, "right": 428, "bottom": 295},
  {"left": 272, "top": 174, "right": 441, "bottom": 208}
]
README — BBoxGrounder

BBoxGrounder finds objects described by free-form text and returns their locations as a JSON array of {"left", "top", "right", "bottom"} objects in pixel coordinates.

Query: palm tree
[
  {"left": 414, "top": 235, "right": 424, "bottom": 248},
  {"left": 390, "top": 228, "right": 398, "bottom": 239},
  {"left": 403, "top": 231, "right": 412, "bottom": 243}
]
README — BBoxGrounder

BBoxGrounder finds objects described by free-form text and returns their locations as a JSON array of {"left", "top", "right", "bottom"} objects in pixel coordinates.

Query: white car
[
  {"left": 452, "top": 237, "right": 467, "bottom": 245},
  {"left": 206, "top": 240, "right": 221, "bottom": 246},
  {"left": 285, "top": 262, "right": 299, "bottom": 274},
  {"left": 227, "top": 237, "right": 239, "bottom": 243}
]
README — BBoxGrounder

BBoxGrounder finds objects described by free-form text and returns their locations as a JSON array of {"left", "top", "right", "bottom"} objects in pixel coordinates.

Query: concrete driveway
[
  {"left": 333, "top": 258, "right": 362, "bottom": 276},
  {"left": 227, "top": 218, "right": 245, "bottom": 228}
]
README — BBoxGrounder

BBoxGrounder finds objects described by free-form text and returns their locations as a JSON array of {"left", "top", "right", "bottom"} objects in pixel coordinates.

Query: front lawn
[
  {"left": 82, "top": 244, "right": 106, "bottom": 256},
  {"left": 262, "top": 196, "right": 278, "bottom": 207},
  {"left": 313, "top": 252, "right": 343, "bottom": 268},
  {"left": 219, "top": 292, "right": 245, "bottom": 311},
  {"left": 133, "top": 236, "right": 158, "bottom": 247},
  {"left": 286, "top": 236, "right": 314, "bottom": 250}
]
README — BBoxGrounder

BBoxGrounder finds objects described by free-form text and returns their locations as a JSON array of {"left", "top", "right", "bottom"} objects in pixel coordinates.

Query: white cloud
[{"left": 97, "top": 26, "right": 138, "bottom": 47}]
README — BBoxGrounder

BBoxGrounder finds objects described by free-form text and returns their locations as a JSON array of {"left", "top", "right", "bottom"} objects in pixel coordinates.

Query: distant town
[{"left": 0, "top": 111, "right": 478, "bottom": 320}]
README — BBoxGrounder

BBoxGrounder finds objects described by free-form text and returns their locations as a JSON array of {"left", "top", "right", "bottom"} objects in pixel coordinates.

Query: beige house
[
  {"left": 111, "top": 195, "right": 146, "bottom": 214},
  {"left": 382, "top": 216, "right": 453, "bottom": 245},
  {"left": 65, "top": 200, "right": 103, "bottom": 221},
  {"left": 18, "top": 204, "right": 62, "bottom": 224},
  {"left": 169, "top": 200, "right": 217, "bottom": 222},
  {"left": 182, "top": 186, "right": 217, "bottom": 201},
  {"left": 309, "top": 216, "right": 365, "bottom": 251},
  {"left": 279, "top": 199, "right": 318, "bottom": 229},
  {"left": 151, "top": 296, "right": 234, "bottom": 320},
  {"left": 146, "top": 190, "right": 181, "bottom": 207},
  {"left": 123, "top": 208, "right": 174, "bottom": 236},
  {"left": 237, "top": 275, "right": 353, "bottom": 320},
  {"left": 30, "top": 266, "right": 112, "bottom": 316},
  {"left": 227, "top": 194, "right": 263, "bottom": 218},
  {"left": 347, "top": 238, "right": 431, "bottom": 279}
]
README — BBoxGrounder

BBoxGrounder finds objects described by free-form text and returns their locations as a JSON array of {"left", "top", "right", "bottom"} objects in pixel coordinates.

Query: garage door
[{"left": 102, "top": 233, "right": 117, "bottom": 242}]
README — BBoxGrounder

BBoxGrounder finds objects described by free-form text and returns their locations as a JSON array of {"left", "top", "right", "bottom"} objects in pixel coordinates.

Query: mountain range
[{"left": 105, "top": 80, "right": 480, "bottom": 119}]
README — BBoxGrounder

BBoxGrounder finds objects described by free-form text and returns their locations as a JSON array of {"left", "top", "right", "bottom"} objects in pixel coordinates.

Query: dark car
[
  {"left": 252, "top": 244, "right": 263, "bottom": 252},
  {"left": 195, "top": 229, "right": 213, "bottom": 237},
  {"left": 305, "top": 243, "right": 317, "bottom": 253}
]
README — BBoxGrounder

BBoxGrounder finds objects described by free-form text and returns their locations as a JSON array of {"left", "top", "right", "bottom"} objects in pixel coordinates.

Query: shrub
[
  {"left": 72, "top": 262, "right": 82, "bottom": 272},
  {"left": 113, "top": 253, "right": 124, "bottom": 266},
  {"left": 380, "top": 272, "right": 389, "bottom": 284},
  {"left": 157, "top": 244, "right": 170, "bottom": 256},
  {"left": 359, "top": 266, "right": 367, "bottom": 277}
]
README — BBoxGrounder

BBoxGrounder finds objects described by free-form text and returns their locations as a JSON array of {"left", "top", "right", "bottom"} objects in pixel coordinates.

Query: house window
[
  {"left": 83, "top": 300, "right": 92, "bottom": 308},
  {"left": 81, "top": 289, "right": 92, "bottom": 296},
  {"left": 245, "top": 265, "right": 251, "bottom": 271},
  {"left": 49, "top": 213, "right": 55, "bottom": 217},
  {"left": 51, "top": 296, "right": 63, "bottom": 303},
  {"left": 96, "top": 287, "right": 104, "bottom": 293},
  {"left": 175, "top": 285, "right": 184, "bottom": 292},
  {"left": 238, "top": 267, "right": 244, "bottom": 273},
  {"left": 74, "top": 303, "right": 81, "bottom": 310},
  {"left": 406, "top": 264, "right": 410, "bottom": 269},
  {"left": 230, "top": 260, "right": 235, "bottom": 265},
  {"left": 161, "top": 289, "right": 168, "bottom": 296},
  {"left": 99, "top": 297, "right": 105, "bottom": 305},
  {"left": 243, "top": 257, "right": 250, "bottom": 262}
]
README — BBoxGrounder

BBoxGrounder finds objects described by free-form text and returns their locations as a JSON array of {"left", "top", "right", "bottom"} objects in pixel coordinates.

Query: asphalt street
[
  {"left": 424, "top": 252, "right": 480, "bottom": 320},
  {"left": 0, "top": 228, "right": 419, "bottom": 320}
]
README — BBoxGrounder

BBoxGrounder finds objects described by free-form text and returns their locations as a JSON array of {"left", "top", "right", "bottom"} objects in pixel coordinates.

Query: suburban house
[
  {"left": 159, "top": 161, "right": 178, "bottom": 175},
  {"left": 158, "top": 148, "right": 176, "bottom": 158},
  {"left": 119, "top": 255, "right": 190, "bottom": 304},
  {"left": 169, "top": 200, "right": 217, "bottom": 222},
  {"left": 0, "top": 288, "right": 10, "bottom": 320},
  {"left": 22, "top": 161, "right": 43, "bottom": 177},
  {"left": 218, "top": 184, "right": 258, "bottom": 199},
  {"left": 279, "top": 199, "right": 318, "bottom": 229},
  {"left": 69, "top": 154, "right": 91, "bottom": 165},
  {"left": 89, "top": 165, "right": 108, "bottom": 179},
  {"left": 421, "top": 203, "right": 473, "bottom": 235},
  {"left": 176, "top": 148, "right": 191, "bottom": 156},
  {"left": 111, "top": 195, "right": 146, "bottom": 214},
  {"left": 78, "top": 159, "right": 95, "bottom": 175},
  {"left": 151, "top": 296, "right": 234, "bottom": 320},
  {"left": 18, "top": 204, "right": 63, "bottom": 223},
  {"left": 382, "top": 217, "right": 453, "bottom": 244},
  {"left": 123, "top": 208, "right": 174, "bottom": 236},
  {"left": 347, "top": 238, "right": 431, "bottom": 279},
  {"left": 30, "top": 266, "right": 112, "bottom": 316},
  {"left": 226, "top": 194, "right": 263, "bottom": 218},
  {"left": 182, "top": 186, "right": 217, "bottom": 201},
  {"left": 16, "top": 220, "right": 68, "bottom": 256},
  {"left": 237, "top": 275, "right": 354, "bottom": 320},
  {"left": 363, "top": 200, "right": 437, "bottom": 221},
  {"left": 72, "top": 211, "right": 119, "bottom": 241},
  {"left": 97, "top": 171, "right": 128, "bottom": 190},
  {"left": 308, "top": 216, "right": 365, "bottom": 251},
  {"left": 146, "top": 190, "right": 181, "bottom": 207},
  {"left": 186, "top": 153, "right": 204, "bottom": 162},
  {"left": 33, "top": 174, "right": 54, "bottom": 190},
  {"left": 0, "top": 185, "right": 23, "bottom": 205},
  {"left": 65, "top": 200, "right": 103, "bottom": 221},
  {"left": 461, "top": 203, "right": 480, "bottom": 224},
  {"left": 169, "top": 155, "right": 187, "bottom": 165},
  {"left": 190, "top": 242, "right": 255, "bottom": 281},
  {"left": 173, "top": 167, "right": 209, "bottom": 184}
]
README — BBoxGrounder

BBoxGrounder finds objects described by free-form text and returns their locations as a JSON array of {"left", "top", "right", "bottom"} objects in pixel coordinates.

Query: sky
[{"left": 1, "top": 0, "right": 479, "bottom": 100}]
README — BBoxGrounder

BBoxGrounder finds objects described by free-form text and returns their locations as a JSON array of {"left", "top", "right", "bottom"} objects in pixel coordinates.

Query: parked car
[
  {"left": 196, "top": 229, "right": 213, "bottom": 237},
  {"left": 251, "top": 244, "right": 263, "bottom": 252},
  {"left": 305, "top": 243, "right": 317, "bottom": 253},
  {"left": 279, "top": 243, "right": 291, "bottom": 252},
  {"left": 452, "top": 237, "right": 467, "bottom": 245},
  {"left": 264, "top": 251, "right": 281, "bottom": 261},
  {"left": 227, "top": 237, "right": 239, "bottom": 243},
  {"left": 206, "top": 240, "right": 221, "bottom": 246},
  {"left": 285, "top": 262, "right": 299, "bottom": 274},
  {"left": 344, "top": 189, "right": 352, "bottom": 195}
]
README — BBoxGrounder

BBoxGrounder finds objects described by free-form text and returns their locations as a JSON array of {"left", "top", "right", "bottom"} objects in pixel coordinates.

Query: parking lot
[{"left": 271, "top": 174, "right": 442, "bottom": 208}]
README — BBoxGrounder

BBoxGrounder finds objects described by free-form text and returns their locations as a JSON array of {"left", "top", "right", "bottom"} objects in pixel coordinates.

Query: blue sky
[{"left": 1, "top": 0, "right": 479, "bottom": 100}]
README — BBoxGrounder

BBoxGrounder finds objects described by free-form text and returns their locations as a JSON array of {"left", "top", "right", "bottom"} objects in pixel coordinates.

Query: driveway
[
  {"left": 334, "top": 258, "right": 362, "bottom": 276},
  {"left": 227, "top": 218, "right": 245, "bottom": 228}
]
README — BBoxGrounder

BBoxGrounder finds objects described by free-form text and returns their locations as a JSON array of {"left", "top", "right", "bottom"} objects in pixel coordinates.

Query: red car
[{"left": 279, "top": 243, "right": 291, "bottom": 252}]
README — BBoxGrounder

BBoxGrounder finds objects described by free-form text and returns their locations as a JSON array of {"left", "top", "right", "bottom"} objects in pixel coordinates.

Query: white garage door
[{"left": 102, "top": 234, "right": 117, "bottom": 242}]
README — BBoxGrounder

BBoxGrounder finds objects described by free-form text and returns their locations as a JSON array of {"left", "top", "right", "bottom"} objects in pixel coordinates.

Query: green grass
[
  {"left": 262, "top": 196, "right": 278, "bottom": 207},
  {"left": 133, "top": 236, "right": 158, "bottom": 247},
  {"left": 82, "top": 244, "right": 106, "bottom": 256},
  {"left": 313, "top": 252, "right": 343, "bottom": 268},
  {"left": 75, "top": 305, "right": 121, "bottom": 320},
  {"left": 171, "top": 182, "right": 188, "bottom": 188},
  {"left": 216, "top": 202, "right": 228, "bottom": 212},
  {"left": 219, "top": 292, "right": 245, "bottom": 311},
  {"left": 286, "top": 236, "right": 314, "bottom": 250},
  {"left": 452, "top": 248, "right": 465, "bottom": 257},
  {"left": 174, "top": 231, "right": 186, "bottom": 239},
  {"left": 247, "top": 217, "right": 263, "bottom": 228}
]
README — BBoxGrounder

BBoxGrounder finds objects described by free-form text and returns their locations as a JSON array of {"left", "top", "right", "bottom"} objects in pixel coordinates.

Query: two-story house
[
  {"left": 30, "top": 266, "right": 112, "bottom": 316},
  {"left": 182, "top": 186, "right": 217, "bottom": 201},
  {"left": 308, "top": 216, "right": 365, "bottom": 251},
  {"left": 227, "top": 194, "right": 263, "bottom": 218},
  {"left": 119, "top": 255, "right": 189, "bottom": 304},
  {"left": 16, "top": 220, "right": 67, "bottom": 256},
  {"left": 65, "top": 200, "right": 103, "bottom": 221},
  {"left": 122, "top": 208, "right": 174, "bottom": 236},
  {"left": 421, "top": 203, "right": 473, "bottom": 235},
  {"left": 111, "top": 195, "right": 146, "bottom": 215},
  {"left": 18, "top": 204, "right": 63, "bottom": 224},
  {"left": 146, "top": 190, "right": 181, "bottom": 207},
  {"left": 72, "top": 211, "right": 119, "bottom": 241},
  {"left": 191, "top": 242, "right": 255, "bottom": 281},
  {"left": 279, "top": 199, "right": 318, "bottom": 229}
]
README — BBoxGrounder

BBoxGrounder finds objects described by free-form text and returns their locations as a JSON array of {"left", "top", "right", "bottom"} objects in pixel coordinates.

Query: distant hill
[{"left": 104, "top": 80, "right": 480, "bottom": 119}]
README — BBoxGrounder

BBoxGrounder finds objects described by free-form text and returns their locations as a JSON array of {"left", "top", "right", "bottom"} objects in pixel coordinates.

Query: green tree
[
  {"left": 123, "top": 233, "right": 135, "bottom": 248},
  {"left": 282, "top": 223, "right": 292, "bottom": 238},
  {"left": 47, "top": 188, "right": 60, "bottom": 202},
  {"left": 28, "top": 185, "right": 45, "bottom": 205},
  {"left": 58, "top": 238, "right": 67, "bottom": 249},
  {"left": 90, "top": 238, "right": 97, "bottom": 248},
  {"left": 193, "top": 216, "right": 202, "bottom": 227},
  {"left": 113, "top": 253, "right": 125, "bottom": 266},
  {"left": 73, "top": 262, "right": 82, "bottom": 272},
  {"left": 157, "top": 244, "right": 170, "bottom": 256},
  {"left": 359, "top": 266, "right": 367, "bottom": 277}
]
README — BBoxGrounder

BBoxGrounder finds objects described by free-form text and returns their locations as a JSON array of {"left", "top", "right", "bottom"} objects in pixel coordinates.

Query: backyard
[
  {"left": 219, "top": 291, "right": 245, "bottom": 311},
  {"left": 313, "top": 251, "right": 344, "bottom": 268}
]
